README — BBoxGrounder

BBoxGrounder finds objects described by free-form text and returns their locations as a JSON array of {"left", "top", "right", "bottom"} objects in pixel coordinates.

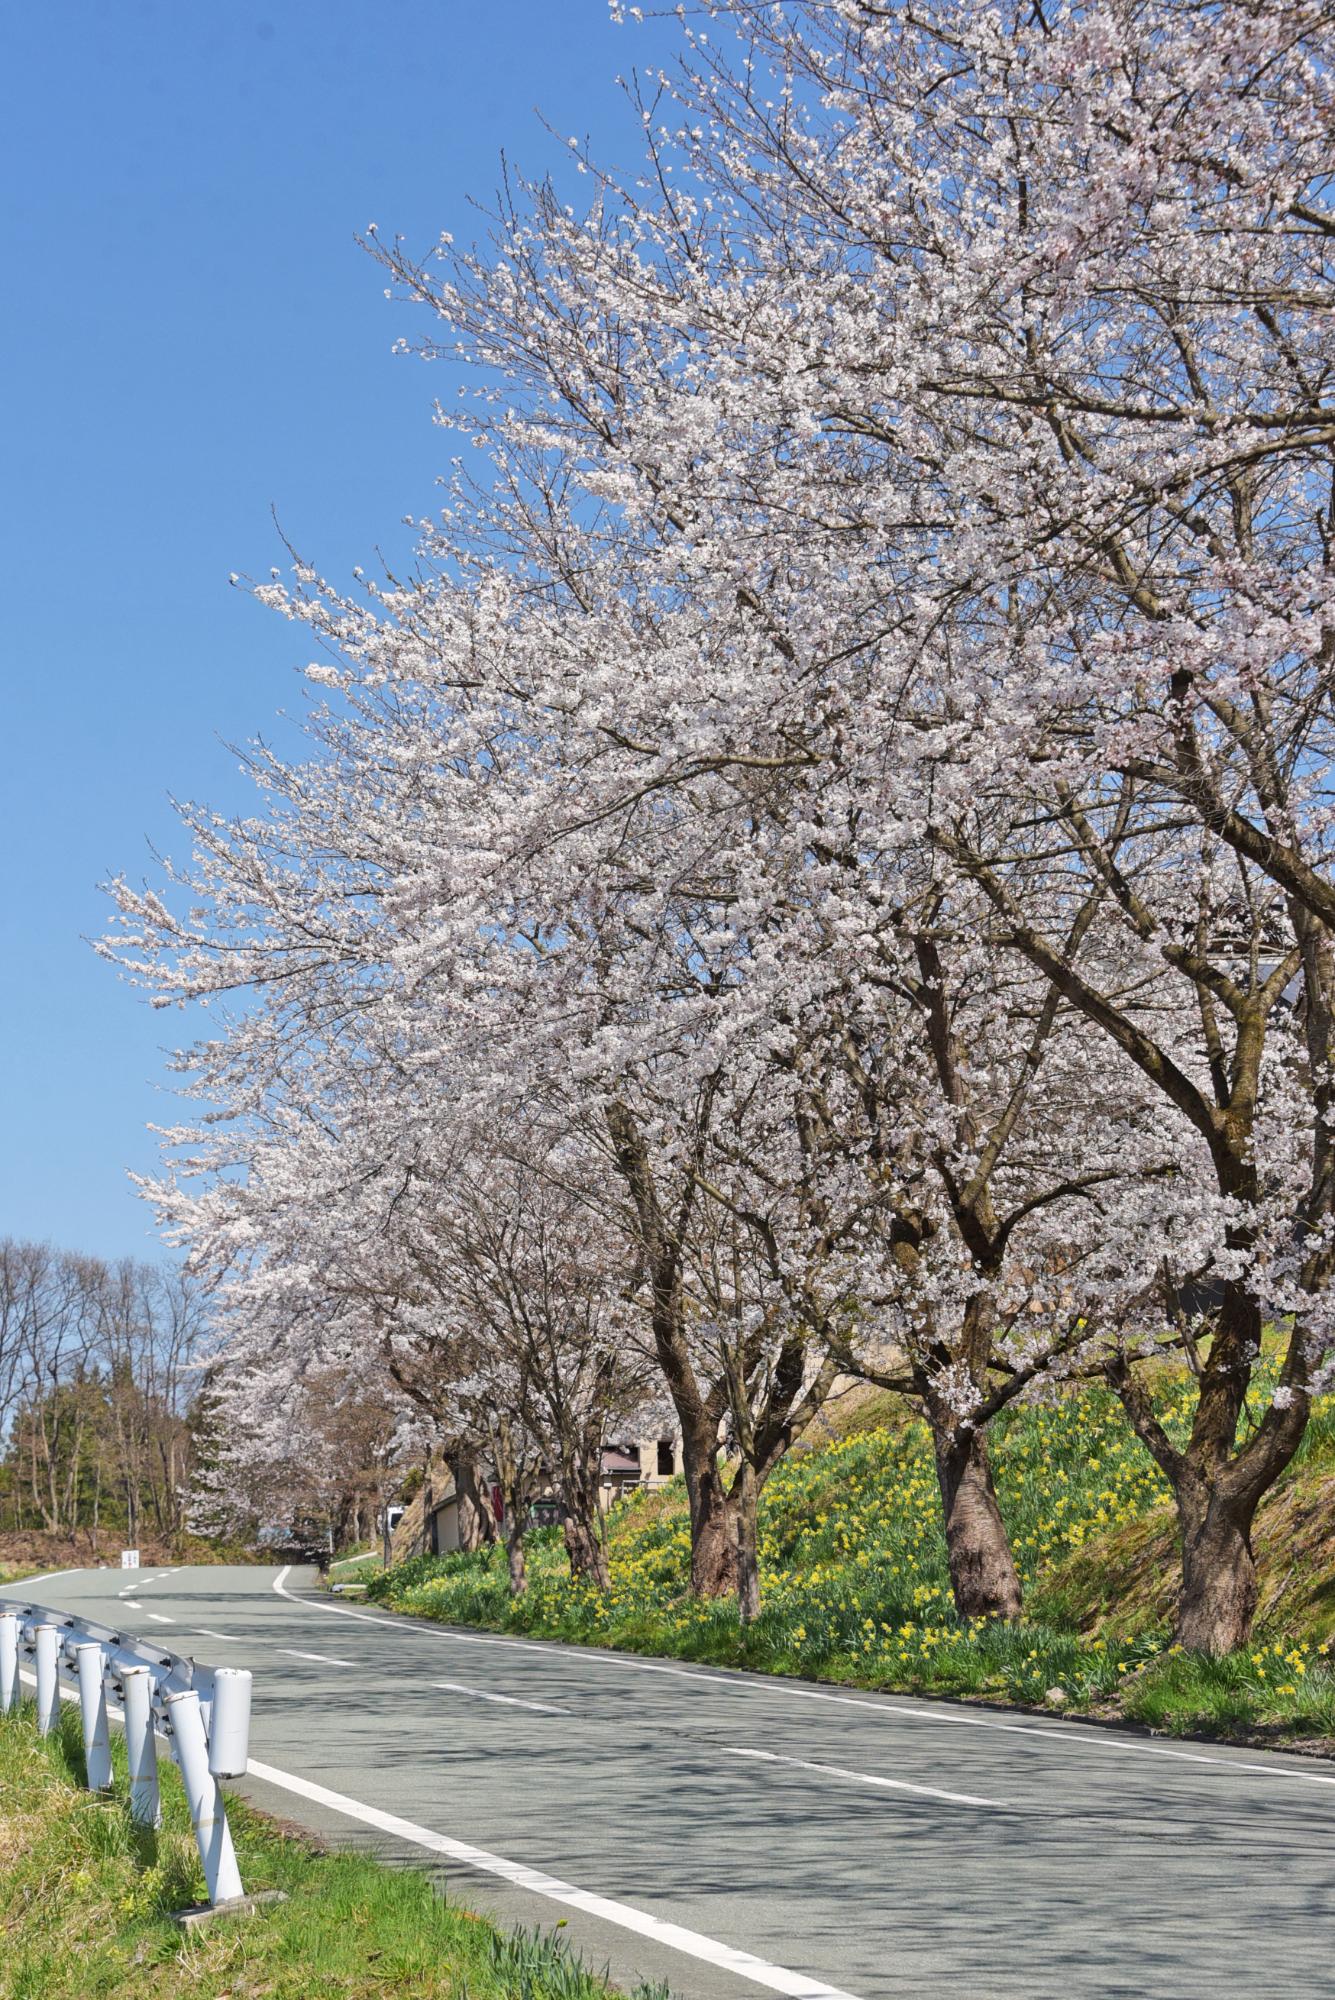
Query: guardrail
[{"left": 0, "top": 1595, "right": 252, "bottom": 1912}]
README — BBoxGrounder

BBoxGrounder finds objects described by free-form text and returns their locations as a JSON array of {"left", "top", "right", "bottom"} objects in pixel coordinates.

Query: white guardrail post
[
  {"left": 0, "top": 1593, "right": 253, "bottom": 1912},
  {"left": 121, "top": 1665, "right": 161, "bottom": 1828},
  {"left": 33, "top": 1623, "right": 60, "bottom": 1735},
  {"left": 207, "top": 1668, "right": 252, "bottom": 1779},
  {"left": 74, "top": 1642, "right": 113, "bottom": 1790},
  {"left": 165, "top": 1689, "right": 245, "bottom": 1906},
  {"left": 0, "top": 1612, "right": 17, "bottom": 1714}
]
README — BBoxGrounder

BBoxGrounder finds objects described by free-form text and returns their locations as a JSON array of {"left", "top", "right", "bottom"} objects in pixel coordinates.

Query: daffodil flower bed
[{"left": 372, "top": 1384, "right": 1335, "bottom": 1746}]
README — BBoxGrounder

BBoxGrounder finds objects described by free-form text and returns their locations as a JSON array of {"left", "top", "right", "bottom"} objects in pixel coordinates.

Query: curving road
[{"left": 14, "top": 1564, "right": 1334, "bottom": 2000}]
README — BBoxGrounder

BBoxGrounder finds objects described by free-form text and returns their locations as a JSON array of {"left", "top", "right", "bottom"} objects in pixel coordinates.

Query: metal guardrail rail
[{"left": 0, "top": 1594, "right": 252, "bottom": 1910}]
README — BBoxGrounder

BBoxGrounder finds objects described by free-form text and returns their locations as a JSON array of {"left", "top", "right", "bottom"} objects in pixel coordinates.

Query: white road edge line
[
  {"left": 433, "top": 1679, "right": 569, "bottom": 1715},
  {"left": 725, "top": 1746, "right": 1004, "bottom": 1809},
  {"left": 243, "top": 1753, "right": 863, "bottom": 2000},
  {"left": 270, "top": 1567, "right": 1335, "bottom": 1791},
  {"left": 280, "top": 1649, "right": 357, "bottom": 1668},
  {"left": 13, "top": 1660, "right": 860, "bottom": 1999},
  {"left": 4, "top": 1567, "right": 85, "bottom": 1588}
]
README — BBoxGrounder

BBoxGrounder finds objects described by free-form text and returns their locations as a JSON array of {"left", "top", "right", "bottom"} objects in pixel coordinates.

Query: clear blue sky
[{"left": 0, "top": 0, "right": 674, "bottom": 1262}]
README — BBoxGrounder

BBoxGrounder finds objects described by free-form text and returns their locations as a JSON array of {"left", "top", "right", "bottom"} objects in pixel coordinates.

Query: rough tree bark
[
  {"left": 1175, "top": 1476, "right": 1259, "bottom": 1656},
  {"left": 734, "top": 1459, "right": 761, "bottom": 1626},
  {"left": 1107, "top": 1294, "right": 1311, "bottom": 1656},
  {"left": 558, "top": 1447, "right": 612, "bottom": 1590},
  {"left": 562, "top": 1513, "right": 610, "bottom": 1590},
  {"left": 677, "top": 1401, "right": 738, "bottom": 1597},
  {"left": 929, "top": 1418, "right": 1023, "bottom": 1622},
  {"left": 504, "top": 1516, "right": 527, "bottom": 1595},
  {"left": 489, "top": 1433, "right": 530, "bottom": 1600},
  {"left": 449, "top": 1451, "right": 498, "bottom": 1553}
]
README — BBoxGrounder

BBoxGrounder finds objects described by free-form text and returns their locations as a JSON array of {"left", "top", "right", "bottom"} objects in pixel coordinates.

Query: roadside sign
[{"left": 120, "top": 1549, "right": 140, "bottom": 1569}]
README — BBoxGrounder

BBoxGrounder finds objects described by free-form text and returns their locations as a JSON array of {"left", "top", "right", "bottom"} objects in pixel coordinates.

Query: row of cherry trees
[{"left": 104, "top": 0, "right": 1334, "bottom": 1653}]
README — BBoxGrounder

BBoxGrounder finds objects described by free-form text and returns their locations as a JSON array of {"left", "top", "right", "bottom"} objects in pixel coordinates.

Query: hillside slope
[{"left": 372, "top": 1382, "right": 1335, "bottom": 1746}]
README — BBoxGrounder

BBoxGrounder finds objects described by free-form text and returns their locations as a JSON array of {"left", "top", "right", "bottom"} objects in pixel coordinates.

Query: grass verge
[
  {"left": 370, "top": 1381, "right": 1335, "bottom": 1751},
  {"left": 0, "top": 1702, "right": 667, "bottom": 2000}
]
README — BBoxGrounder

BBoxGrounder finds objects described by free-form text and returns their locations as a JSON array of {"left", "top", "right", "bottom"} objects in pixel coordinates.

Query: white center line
[
  {"left": 279, "top": 1648, "right": 356, "bottom": 1668},
  {"left": 433, "top": 1679, "right": 569, "bottom": 1715},
  {"left": 245, "top": 1755, "right": 861, "bottom": 2000},
  {"left": 121, "top": 1600, "right": 143, "bottom": 1610},
  {"left": 725, "top": 1745, "right": 1004, "bottom": 1810},
  {"left": 191, "top": 1629, "right": 241, "bottom": 1643},
  {"left": 146, "top": 1612, "right": 174, "bottom": 1624}
]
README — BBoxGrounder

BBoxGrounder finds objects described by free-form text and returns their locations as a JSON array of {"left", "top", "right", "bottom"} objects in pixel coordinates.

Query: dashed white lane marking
[
  {"left": 244, "top": 1755, "right": 862, "bottom": 2000},
  {"left": 280, "top": 1649, "right": 356, "bottom": 1668},
  {"left": 121, "top": 1600, "right": 143, "bottom": 1610},
  {"left": 146, "top": 1613, "right": 174, "bottom": 1625},
  {"left": 725, "top": 1745, "right": 1004, "bottom": 1810},
  {"left": 193, "top": 1628, "right": 243, "bottom": 1643},
  {"left": 433, "top": 1679, "right": 569, "bottom": 1715},
  {"left": 271, "top": 1567, "right": 1335, "bottom": 1792}
]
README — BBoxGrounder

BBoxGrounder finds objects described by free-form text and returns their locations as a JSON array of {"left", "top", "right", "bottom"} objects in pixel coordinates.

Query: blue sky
[{"left": 0, "top": 0, "right": 673, "bottom": 1262}]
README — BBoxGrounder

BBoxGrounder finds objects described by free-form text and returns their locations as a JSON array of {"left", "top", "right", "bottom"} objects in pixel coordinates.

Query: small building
[
  {"left": 610, "top": 1434, "right": 684, "bottom": 1493},
  {"left": 415, "top": 1433, "right": 684, "bottom": 1557}
]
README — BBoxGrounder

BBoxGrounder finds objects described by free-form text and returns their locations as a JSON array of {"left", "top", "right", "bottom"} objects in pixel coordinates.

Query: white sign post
[{"left": 120, "top": 1549, "right": 140, "bottom": 1569}]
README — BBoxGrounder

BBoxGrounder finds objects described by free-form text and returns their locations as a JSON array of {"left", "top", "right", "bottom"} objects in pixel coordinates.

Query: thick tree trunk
[
  {"left": 1175, "top": 1484, "right": 1258, "bottom": 1656},
  {"left": 735, "top": 1460, "right": 761, "bottom": 1626},
  {"left": 563, "top": 1513, "right": 611, "bottom": 1590},
  {"left": 1107, "top": 1292, "right": 1307, "bottom": 1656},
  {"left": 931, "top": 1421, "right": 1023, "bottom": 1621},
  {"left": 450, "top": 1453, "right": 497, "bottom": 1552},
  {"left": 560, "top": 1453, "right": 612, "bottom": 1589},
  {"left": 682, "top": 1418, "right": 739, "bottom": 1597}
]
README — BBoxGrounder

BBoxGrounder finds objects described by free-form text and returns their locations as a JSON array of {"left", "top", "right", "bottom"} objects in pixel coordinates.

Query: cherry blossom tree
[{"left": 104, "top": 0, "right": 1333, "bottom": 1655}]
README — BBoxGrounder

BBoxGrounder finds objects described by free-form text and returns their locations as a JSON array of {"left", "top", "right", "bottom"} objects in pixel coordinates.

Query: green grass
[
  {"left": 372, "top": 1377, "right": 1335, "bottom": 1747},
  {"left": 0, "top": 1703, "right": 668, "bottom": 1999}
]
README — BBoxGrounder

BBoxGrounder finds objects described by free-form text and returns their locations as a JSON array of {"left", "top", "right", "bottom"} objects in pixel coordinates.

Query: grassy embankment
[
  {"left": 0, "top": 1700, "right": 665, "bottom": 2000},
  {"left": 371, "top": 1374, "right": 1335, "bottom": 1747}
]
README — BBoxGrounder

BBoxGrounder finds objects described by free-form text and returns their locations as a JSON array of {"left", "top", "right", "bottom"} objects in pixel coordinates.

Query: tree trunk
[
  {"left": 683, "top": 1426, "right": 739, "bottom": 1597},
  {"left": 451, "top": 1453, "right": 497, "bottom": 1552},
  {"left": 931, "top": 1421, "right": 1023, "bottom": 1621},
  {"left": 1175, "top": 1483, "right": 1258, "bottom": 1656},
  {"left": 505, "top": 1519, "right": 527, "bottom": 1596},
  {"left": 1106, "top": 1295, "right": 1306, "bottom": 1657},
  {"left": 560, "top": 1454, "right": 611, "bottom": 1589},
  {"left": 735, "top": 1460, "right": 760, "bottom": 1626},
  {"left": 563, "top": 1513, "right": 611, "bottom": 1590}
]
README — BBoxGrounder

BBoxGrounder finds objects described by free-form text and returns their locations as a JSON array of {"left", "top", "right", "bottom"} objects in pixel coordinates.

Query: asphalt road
[{"left": 12, "top": 1564, "right": 1334, "bottom": 2000}]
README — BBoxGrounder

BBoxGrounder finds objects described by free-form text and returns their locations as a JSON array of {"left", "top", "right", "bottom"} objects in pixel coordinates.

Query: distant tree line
[{"left": 0, "top": 1239, "right": 205, "bottom": 1547}]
